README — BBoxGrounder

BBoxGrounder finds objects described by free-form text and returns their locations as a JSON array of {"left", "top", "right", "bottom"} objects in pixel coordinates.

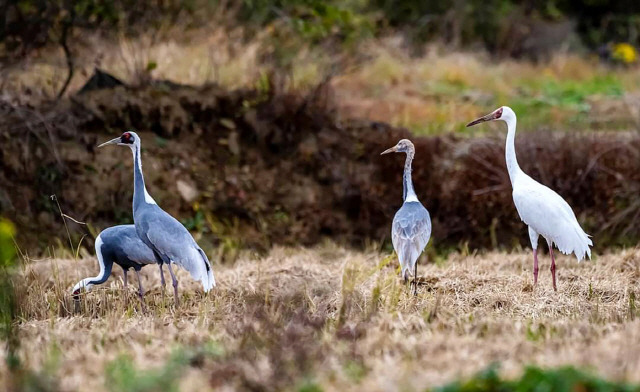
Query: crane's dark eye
[{"left": 121, "top": 132, "right": 134, "bottom": 144}]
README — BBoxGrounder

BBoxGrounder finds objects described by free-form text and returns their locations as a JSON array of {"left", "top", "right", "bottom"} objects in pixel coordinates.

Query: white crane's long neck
[
  {"left": 505, "top": 116, "right": 522, "bottom": 186},
  {"left": 403, "top": 151, "right": 418, "bottom": 202},
  {"left": 131, "top": 143, "right": 156, "bottom": 213}
]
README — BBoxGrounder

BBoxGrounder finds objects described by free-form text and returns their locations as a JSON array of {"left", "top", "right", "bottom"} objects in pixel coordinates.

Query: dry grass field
[{"left": 4, "top": 244, "right": 640, "bottom": 391}]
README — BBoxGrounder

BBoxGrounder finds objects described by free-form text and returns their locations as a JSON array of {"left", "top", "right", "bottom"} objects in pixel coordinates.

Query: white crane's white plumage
[{"left": 467, "top": 106, "right": 592, "bottom": 290}]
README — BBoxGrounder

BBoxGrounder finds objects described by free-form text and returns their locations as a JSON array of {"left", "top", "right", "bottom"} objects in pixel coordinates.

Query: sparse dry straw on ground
[{"left": 5, "top": 244, "right": 640, "bottom": 391}]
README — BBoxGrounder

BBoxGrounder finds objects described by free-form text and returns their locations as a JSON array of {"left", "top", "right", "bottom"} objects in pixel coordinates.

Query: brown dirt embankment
[{"left": 1, "top": 78, "right": 639, "bottom": 254}]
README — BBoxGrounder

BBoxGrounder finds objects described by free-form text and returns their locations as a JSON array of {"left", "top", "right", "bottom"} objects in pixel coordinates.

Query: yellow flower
[
  {"left": 0, "top": 219, "right": 15, "bottom": 238},
  {"left": 612, "top": 43, "right": 638, "bottom": 64}
]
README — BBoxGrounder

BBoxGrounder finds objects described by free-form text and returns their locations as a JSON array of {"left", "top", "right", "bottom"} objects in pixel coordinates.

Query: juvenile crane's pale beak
[
  {"left": 97, "top": 137, "right": 120, "bottom": 148},
  {"left": 380, "top": 146, "right": 397, "bottom": 155},
  {"left": 466, "top": 111, "right": 498, "bottom": 127}
]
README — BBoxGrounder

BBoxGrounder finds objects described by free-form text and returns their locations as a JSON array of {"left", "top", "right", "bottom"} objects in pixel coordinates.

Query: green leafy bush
[{"left": 436, "top": 365, "right": 639, "bottom": 392}]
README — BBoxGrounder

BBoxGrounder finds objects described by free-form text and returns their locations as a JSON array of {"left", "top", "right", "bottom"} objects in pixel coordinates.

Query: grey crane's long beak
[
  {"left": 466, "top": 112, "right": 497, "bottom": 127},
  {"left": 97, "top": 137, "right": 120, "bottom": 148},
  {"left": 380, "top": 146, "right": 397, "bottom": 155}
]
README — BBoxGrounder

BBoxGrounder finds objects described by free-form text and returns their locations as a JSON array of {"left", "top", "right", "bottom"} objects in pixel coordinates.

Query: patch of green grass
[
  {"left": 105, "top": 343, "right": 223, "bottom": 392},
  {"left": 510, "top": 74, "right": 624, "bottom": 130},
  {"left": 344, "top": 359, "right": 367, "bottom": 383},
  {"left": 298, "top": 380, "right": 324, "bottom": 392},
  {"left": 435, "top": 364, "right": 639, "bottom": 392}
]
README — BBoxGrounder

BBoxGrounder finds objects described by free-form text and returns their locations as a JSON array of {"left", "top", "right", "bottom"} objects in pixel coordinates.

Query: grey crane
[
  {"left": 381, "top": 139, "right": 432, "bottom": 295},
  {"left": 98, "top": 131, "right": 215, "bottom": 305},
  {"left": 71, "top": 225, "right": 156, "bottom": 304}
]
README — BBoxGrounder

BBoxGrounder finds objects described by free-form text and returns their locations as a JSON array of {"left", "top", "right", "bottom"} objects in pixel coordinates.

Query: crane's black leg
[
  {"left": 167, "top": 262, "right": 180, "bottom": 307},
  {"left": 135, "top": 270, "right": 146, "bottom": 313}
]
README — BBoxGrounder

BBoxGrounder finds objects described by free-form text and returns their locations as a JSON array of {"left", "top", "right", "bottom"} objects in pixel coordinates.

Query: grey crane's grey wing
[
  {"left": 143, "top": 213, "right": 214, "bottom": 290},
  {"left": 120, "top": 233, "right": 157, "bottom": 265},
  {"left": 140, "top": 209, "right": 201, "bottom": 266},
  {"left": 143, "top": 221, "right": 189, "bottom": 261}
]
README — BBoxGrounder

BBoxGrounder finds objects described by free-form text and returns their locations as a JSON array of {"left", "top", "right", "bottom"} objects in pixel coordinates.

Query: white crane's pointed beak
[
  {"left": 380, "top": 146, "right": 397, "bottom": 155},
  {"left": 467, "top": 111, "right": 499, "bottom": 127},
  {"left": 97, "top": 137, "right": 120, "bottom": 148}
]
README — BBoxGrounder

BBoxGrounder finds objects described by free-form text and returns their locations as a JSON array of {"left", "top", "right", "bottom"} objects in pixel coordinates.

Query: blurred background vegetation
[
  {"left": 3, "top": 4, "right": 640, "bottom": 390},
  {"left": 2, "top": 0, "right": 640, "bottom": 258},
  {"left": 3, "top": 0, "right": 640, "bottom": 60}
]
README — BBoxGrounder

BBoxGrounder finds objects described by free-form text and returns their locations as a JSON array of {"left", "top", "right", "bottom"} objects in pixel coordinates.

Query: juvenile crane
[
  {"left": 71, "top": 225, "right": 156, "bottom": 304},
  {"left": 381, "top": 139, "right": 432, "bottom": 294},
  {"left": 99, "top": 131, "right": 215, "bottom": 304},
  {"left": 467, "top": 106, "right": 592, "bottom": 290}
]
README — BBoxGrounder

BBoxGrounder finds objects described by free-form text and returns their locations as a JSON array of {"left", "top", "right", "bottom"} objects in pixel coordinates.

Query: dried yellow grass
[{"left": 5, "top": 244, "right": 640, "bottom": 391}]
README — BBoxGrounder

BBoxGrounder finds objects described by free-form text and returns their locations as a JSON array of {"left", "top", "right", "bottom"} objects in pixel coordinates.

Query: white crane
[
  {"left": 467, "top": 106, "right": 592, "bottom": 290},
  {"left": 381, "top": 139, "right": 432, "bottom": 295}
]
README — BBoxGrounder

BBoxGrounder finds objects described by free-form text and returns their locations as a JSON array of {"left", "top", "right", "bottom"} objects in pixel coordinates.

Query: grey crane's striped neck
[
  {"left": 403, "top": 150, "right": 418, "bottom": 202},
  {"left": 131, "top": 143, "right": 156, "bottom": 212}
]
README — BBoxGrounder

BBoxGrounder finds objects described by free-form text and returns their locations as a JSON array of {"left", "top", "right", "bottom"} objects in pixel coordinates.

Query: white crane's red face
[
  {"left": 466, "top": 107, "right": 504, "bottom": 127},
  {"left": 98, "top": 131, "right": 138, "bottom": 148}
]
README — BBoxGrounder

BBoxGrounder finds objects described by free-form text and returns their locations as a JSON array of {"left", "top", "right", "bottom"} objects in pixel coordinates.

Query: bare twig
[{"left": 57, "top": 7, "right": 75, "bottom": 99}]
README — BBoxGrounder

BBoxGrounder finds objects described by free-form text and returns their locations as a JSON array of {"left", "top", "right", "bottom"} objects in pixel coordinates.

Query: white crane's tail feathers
[
  {"left": 555, "top": 224, "right": 592, "bottom": 262},
  {"left": 573, "top": 225, "right": 593, "bottom": 262}
]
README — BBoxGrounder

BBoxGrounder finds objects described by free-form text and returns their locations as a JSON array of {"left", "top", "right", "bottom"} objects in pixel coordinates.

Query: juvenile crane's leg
[
  {"left": 167, "top": 262, "right": 180, "bottom": 307},
  {"left": 533, "top": 249, "right": 539, "bottom": 285},
  {"left": 549, "top": 246, "right": 557, "bottom": 292},
  {"left": 412, "top": 262, "right": 418, "bottom": 296},
  {"left": 135, "top": 270, "right": 146, "bottom": 312}
]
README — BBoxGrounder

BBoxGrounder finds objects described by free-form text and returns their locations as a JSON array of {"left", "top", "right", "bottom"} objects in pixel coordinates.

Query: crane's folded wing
[{"left": 392, "top": 203, "right": 432, "bottom": 258}]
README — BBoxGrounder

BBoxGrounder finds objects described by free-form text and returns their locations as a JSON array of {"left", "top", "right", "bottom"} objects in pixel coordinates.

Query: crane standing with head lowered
[
  {"left": 72, "top": 225, "right": 156, "bottom": 305},
  {"left": 381, "top": 139, "right": 432, "bottom": 295},
  {"left": 99, "top": 131, "right": 215, "bottom": 305},
  {"left": 467, "top": 106, "right": 592, "bottom": 290}
]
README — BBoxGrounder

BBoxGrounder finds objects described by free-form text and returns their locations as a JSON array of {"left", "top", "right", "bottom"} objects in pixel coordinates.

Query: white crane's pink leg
[
  {"left": 549, "top": 247, "right": 557, "bottom": 291},
  {"left": 533, "top": 249, "right": 539, "bottom": 285}
]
